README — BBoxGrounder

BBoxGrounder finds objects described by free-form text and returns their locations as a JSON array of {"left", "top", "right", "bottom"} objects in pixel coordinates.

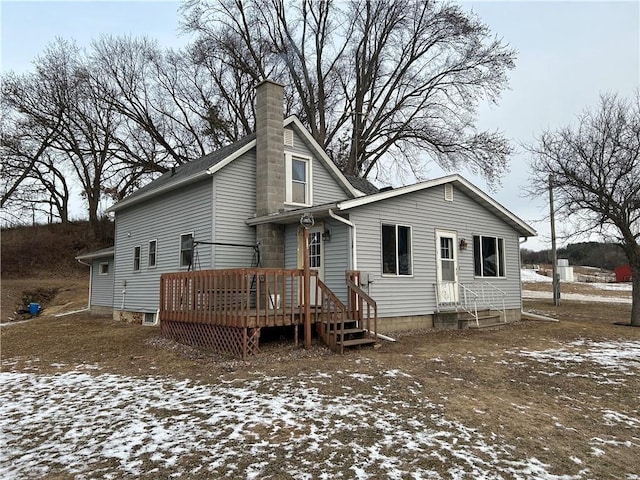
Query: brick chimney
[{"left": 255, "top": 79, "right": 285, "bottom": 268}]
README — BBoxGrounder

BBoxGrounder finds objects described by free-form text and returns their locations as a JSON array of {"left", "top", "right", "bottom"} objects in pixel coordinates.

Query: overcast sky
[{"left": 1, "top": 0, "right": 638, "bottom": 251}]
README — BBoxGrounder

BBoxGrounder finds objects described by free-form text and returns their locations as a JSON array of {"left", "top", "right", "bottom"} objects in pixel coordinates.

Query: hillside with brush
[{"left": 1, "top": 221, "right": 114, "bottom": 322}]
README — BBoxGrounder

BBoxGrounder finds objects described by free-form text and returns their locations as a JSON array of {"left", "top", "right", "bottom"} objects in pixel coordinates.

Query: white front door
[
  {"left": 436, "top": 230, "right": 459, "bottom": 304},
  {"left": 298, "top": 225, "right": 324, "bottom": 305}
]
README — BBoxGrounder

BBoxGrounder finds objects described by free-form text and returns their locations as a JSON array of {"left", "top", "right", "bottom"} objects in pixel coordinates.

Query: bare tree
[
  {"left": 181, "top": 0, "right": 516, "bottom": 184},
  {"left": 527, "top": 92, "right": 640, "bottom": 326}
]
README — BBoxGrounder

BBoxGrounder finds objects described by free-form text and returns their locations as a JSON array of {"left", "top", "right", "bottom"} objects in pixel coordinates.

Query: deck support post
[{"left": 303, "top": 226, "right": 311, "bottom": 349}]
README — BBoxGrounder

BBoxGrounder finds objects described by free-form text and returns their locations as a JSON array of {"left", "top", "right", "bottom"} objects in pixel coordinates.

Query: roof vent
[
  {"left": 284, "top": 128, "right": 294, "bottom": 146},
  {"left": 379, "top": 186, "right": 393, "bottom": 192},
  {"left": 444, "top": 184, "right": 453, "bottom": 202}
]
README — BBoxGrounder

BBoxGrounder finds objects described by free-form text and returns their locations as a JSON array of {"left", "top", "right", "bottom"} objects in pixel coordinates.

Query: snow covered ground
[
  {"left": 521, "top": 269, "right": 632, "bottom": 303},
  {"left": 2, "top": 338, "right": 640, "bottom": 480},
  {"left": 522, "top": 290, "right": 632, "bottom": 304}
]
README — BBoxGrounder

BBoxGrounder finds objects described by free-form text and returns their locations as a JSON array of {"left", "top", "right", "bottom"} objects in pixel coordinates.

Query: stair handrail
[
  {"left": 480, "top": 282, "right": 507, "bottom": 322},
  {"left": 345, "top": 274, "right": 378, "bottom": 343},
  {"left": 315, "top": 278, "right": 348, "bottom": 353},
  {"left": 458, "top": 282, "right": 479, "bottom": 327}
]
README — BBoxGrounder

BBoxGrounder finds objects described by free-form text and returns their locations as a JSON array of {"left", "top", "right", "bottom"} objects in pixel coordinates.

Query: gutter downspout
[
  {"left": 76, "top": 258, "right": 92, "bottom": 310},
  {"left": 328, "top": 209, "right": 357, "bottom": 270}
]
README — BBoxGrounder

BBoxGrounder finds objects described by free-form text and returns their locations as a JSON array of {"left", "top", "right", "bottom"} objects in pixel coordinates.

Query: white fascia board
[
  {"left": 206, "top": 139, "right": 257, "bottom": 175},
  {"left": 107, "top": 171, "right": 210, "bottom": 213},
  {"left": 283, "top": 116, "right": 364, "bottom": 198},
  {"left": 76, "top": 248, "right": 115, "bottom": 261},
  {"left": 453, "top": 176, "right": 538, "bottom": 238},
  {"left": 246, "top": 203, "right": 338, "bottom": 226},
  {"left": 337, "top": 173, "right": 537, "bottom": 238},
  {"left": 337, "top": 174, "right": 460, "bottom": 209}
]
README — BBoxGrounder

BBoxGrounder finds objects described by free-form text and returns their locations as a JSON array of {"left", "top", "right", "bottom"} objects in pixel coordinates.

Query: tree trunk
[{"left": 631, "top": 260, "right": 640, "bottom": 327}]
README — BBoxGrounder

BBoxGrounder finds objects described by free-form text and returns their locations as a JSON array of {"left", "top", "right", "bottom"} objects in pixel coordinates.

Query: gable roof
[
  {"left": 107, "top": 134, "right": 256, "bottom": 213},
  {"left": 282, "top": 116, "right": 364, "bottom": 198},
  {"left": 107, "top": 115, "right": 367, "bottom": 213},
  {"left": 247, "top": 173, "right": 537, "bottom": 238},
  {"left": 337, "top": 174, "right": 536, "bottom": 237}
]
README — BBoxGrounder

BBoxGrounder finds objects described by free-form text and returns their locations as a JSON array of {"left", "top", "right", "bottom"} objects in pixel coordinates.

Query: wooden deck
[{"left": 159, "top": 268, "right": 378, "bottom": 357}]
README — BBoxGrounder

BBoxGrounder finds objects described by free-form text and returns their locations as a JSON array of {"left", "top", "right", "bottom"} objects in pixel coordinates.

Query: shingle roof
[
  {"left": 118, "top": 133, "right": 257, "bottom": 206},
  {"left": 344, "top": 175, "right": 379, "bottom": 195}
]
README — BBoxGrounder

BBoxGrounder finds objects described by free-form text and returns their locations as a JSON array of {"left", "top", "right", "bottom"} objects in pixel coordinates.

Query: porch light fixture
[
  {"left": 322, "top": 228, "right": 331, "bottom": 242},
  {"left": 300, "top": 212, "right": 314, "bottom": 229},
  {"left": 459, "top": 238, "right": 468, "bottom": 250}
]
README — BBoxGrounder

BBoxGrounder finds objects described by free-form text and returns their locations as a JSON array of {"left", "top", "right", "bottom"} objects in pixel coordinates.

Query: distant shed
[{"left": 615, "top": 265, "right": 632, "bottom": 282}]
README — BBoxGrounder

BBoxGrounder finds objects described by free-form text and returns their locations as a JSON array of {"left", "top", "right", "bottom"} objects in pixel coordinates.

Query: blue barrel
[{"left": 29, "top": 303, "right": 40, "bottom": 315}]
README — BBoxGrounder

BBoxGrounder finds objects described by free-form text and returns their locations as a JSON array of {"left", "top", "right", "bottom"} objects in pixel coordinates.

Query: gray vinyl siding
[
  {"left": 322, "top": 220, "right": 349, "bottom": 302},
  {"left": 284, "top": 224, "right": 298, "bottom": 271},
  {"left": 348, "top": 185, "right": 523, "bottom": 318},
  {"left": 285, "top": 129, "right": 351, "bottom": 204},
  {"left": 113, "top": 179, "right": 213, "bottom": 312},
  {"left": 212, "top": 151, "right": 258, "bottom": 268},
  {"left": 91, "top": 258, "right": 114, "bottom": 307},
  {"left": 283, "top": 220, "right": 350, "bottom": 303}
]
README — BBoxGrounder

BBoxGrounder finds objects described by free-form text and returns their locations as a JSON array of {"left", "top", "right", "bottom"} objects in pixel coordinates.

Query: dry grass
[
  {"left": 1, "top": 280, "right": 639, "bottom": 478},
  {"left": 3, "top": 297, "right": 640, "bottom": 477}
]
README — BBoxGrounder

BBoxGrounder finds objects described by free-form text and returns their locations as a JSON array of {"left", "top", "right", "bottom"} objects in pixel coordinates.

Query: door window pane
[{"left": 309, "top": 232, "right": 321, "bottom": 268}]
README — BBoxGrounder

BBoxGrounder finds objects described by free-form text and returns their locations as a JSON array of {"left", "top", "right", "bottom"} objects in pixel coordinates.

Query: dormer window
[{"left": 285, "top": 153, "right": 312, "bottom": 206}]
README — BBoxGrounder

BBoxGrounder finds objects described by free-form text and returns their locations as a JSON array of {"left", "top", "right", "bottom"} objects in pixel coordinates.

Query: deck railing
[
  {"left": 345, "top": 271, "right": 378, "bottom": 343},
  {"left": 159, "top": 268, "right": 305, "bottom": 328}
]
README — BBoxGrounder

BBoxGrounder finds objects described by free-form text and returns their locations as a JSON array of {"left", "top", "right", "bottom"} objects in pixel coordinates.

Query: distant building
[{"left": 615, "top": 265, "right": 632, "bottom": 283}]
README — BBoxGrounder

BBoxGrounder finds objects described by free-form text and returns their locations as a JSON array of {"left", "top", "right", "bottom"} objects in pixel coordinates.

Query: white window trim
[
  {"left": 381, "top": 223, "right": 414, "bottom": 277},
  {"left": 179, "top": 232, "right": 194, "bottom": 268},
  {"left": 133, "top": 245, "right": 141, "bottom": 272},
  {"left": 473, "top": 235, "right": 507, "bottom": 278},
  {"left": 285, "top": 152, "right": 313, "bottom": 206},
  {"left": 98, "top": 262, "right": 109, "bottom": 275},
  {"left": 148, "top": 239, "right": 157, "bottom": 269}
]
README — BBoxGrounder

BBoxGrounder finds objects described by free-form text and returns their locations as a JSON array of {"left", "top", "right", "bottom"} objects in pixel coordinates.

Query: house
[{"left": 77, "top": 80, "right": 536, "bottom": 355}]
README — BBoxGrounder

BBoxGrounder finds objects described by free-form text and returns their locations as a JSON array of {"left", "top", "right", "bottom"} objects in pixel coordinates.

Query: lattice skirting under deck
[{"left": 161, "top": 320, "right": 261, "bottom": 358}]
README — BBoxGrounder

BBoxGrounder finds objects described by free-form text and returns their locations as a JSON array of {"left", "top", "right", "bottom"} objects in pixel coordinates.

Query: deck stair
[{"left": 327, "top": 318, "right": 377, "bottom": 350}]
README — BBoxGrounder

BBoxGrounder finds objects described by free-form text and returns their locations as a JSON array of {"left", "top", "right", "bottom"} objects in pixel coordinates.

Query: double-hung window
[
  {"left": 285, "top": 153, "right": 311, "bottom": 205},
  {"left": 148, "top": 240, "right": 157, "bottom": 268},
  {"left": 180, "top": 233, "right": 194, "bottom": 268},
  {"left": 382, "top": 224, "right": 412, "bottom": 276},
  {"left": 133, "top": 246, "right": 141, "bottom": 272},
  {"left": 473, "top": 235, "right": 505, "bottom": 277}
]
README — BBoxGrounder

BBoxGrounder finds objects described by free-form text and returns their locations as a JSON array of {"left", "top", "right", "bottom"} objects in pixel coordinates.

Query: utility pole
[{"left": 549, "top": 174, "right": 560, "bottom": 306}]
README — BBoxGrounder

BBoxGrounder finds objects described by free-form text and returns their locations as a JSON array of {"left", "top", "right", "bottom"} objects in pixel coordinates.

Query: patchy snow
[
  {"left": 521, "top": 290, "right": 632, "bottom": 304},
  {"left": 509, "top": 339, "right": 640, "bottom": 385},
  {"left": 590, "top": 282, "right": 633, "bottom": 292},
  {"left": 1, "top": 365, "right": 591, "bottom": 480},
  {"left": 521, "top": 269, "right": 553, "bottom": 283}
]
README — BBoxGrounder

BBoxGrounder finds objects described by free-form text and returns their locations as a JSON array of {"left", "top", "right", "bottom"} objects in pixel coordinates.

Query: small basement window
[
  {"left": 98, "top": 262, "right": 109, "bottom": 275},
  {"left": 143, "top": 312, "right": 157, "bottom": 325}
]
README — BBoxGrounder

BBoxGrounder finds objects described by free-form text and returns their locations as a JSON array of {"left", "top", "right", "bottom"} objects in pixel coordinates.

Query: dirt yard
[{"left": 1, "top": 283, "right": 639, "bottom": 479}]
